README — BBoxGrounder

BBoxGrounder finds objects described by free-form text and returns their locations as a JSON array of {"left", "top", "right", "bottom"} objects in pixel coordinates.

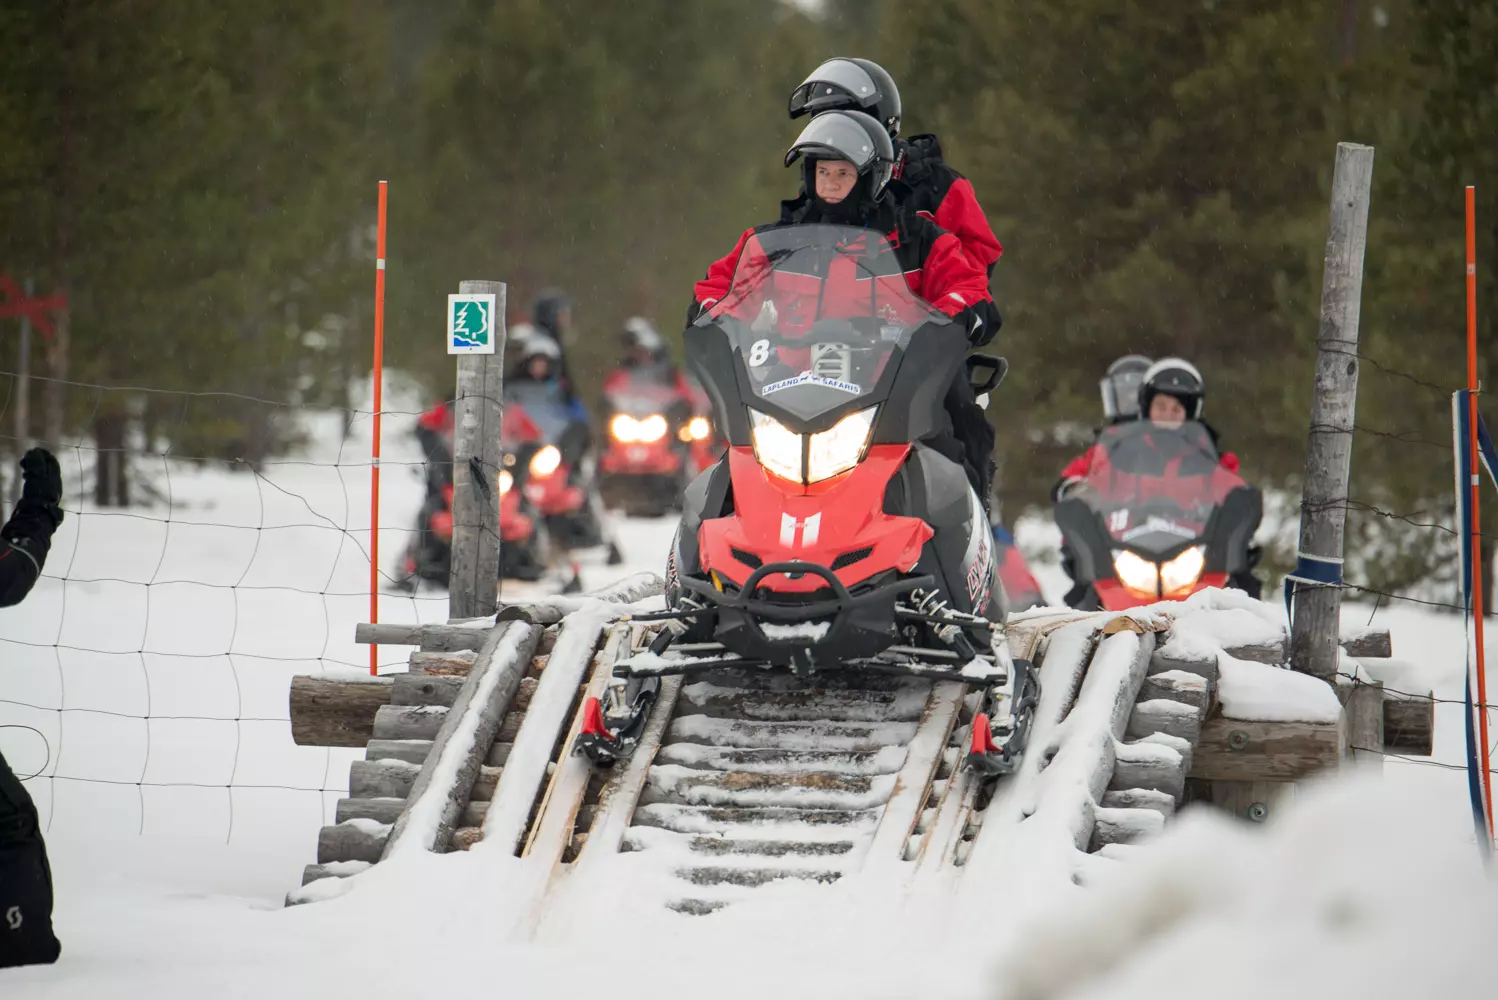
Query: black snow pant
[
  {"left": 0, "top": 749, "right": 60, "bottom": 969},
  {"left": 931, "top": 369, "right": 995, "bottom": 512}
]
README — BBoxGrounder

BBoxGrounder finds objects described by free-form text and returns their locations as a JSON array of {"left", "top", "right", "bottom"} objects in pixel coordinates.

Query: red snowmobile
[
  {"left": 1052, "top": 420, "right": 1262, "bottom": 610},
  {"left": 578, "top": 224, "right": 1036, "bottom": 775},
  {"left": 598, "top": 365, "right": 720, "bottom": 517},
  {"left": 396, "top": 401, "right": 549, "bottom": 589}
]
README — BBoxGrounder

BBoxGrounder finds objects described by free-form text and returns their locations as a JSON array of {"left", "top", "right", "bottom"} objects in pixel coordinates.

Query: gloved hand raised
[
  {"left": 21, "top": 448, "right": 62, "bottom": 506},
  {"left": 3, "top": 447, "right": 64, "bottom": 541}
]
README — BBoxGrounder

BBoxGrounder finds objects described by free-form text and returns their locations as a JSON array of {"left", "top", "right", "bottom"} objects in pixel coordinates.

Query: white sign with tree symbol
[{"left": 447, "top": 292, "right": 498, "bottom": 354}]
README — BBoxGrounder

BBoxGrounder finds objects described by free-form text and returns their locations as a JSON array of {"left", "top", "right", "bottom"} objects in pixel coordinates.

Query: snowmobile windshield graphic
[
  {"left": 698, "top": 224, "right": 947, "bottom": 427},
  {"left": 1054, "top": 420, "right": 1261, "bottom": 608}
]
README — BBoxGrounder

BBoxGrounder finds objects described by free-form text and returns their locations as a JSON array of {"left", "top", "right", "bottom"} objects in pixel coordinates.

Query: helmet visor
[
  {"left": 788, "top": 60, "right": 880, "bottom": 118},
  {"left": 1101, "top": 369, "right": 1147, "bottom": 421},
  {"left": 784, "top": 113, "right": 882, "bottom": 171}
]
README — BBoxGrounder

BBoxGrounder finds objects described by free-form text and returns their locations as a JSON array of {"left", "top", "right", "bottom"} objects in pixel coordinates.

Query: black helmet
[
  {"left": 785, "top": 110, "right": 896, "bottom": 202},
  {"left": 620, "top": 317, "right": 667, "bottom": 362},
  {"left": 532, "top": 288, "right": 570, "bottom": 338},
  {"left": 788, "top": 57, "right": 902, "bottom": 139},
  {"left": 1099, "top": 354, "right": 1153, "bottom": 424},
  {"left": 1138, "top": 357, "right": 1206, "bottom": 421}
]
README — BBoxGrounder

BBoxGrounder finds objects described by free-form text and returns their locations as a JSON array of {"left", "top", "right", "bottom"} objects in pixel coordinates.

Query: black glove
[
  {"left": 3, "top": 447, "right": 64, "bottom": 541},
  {"left": 954, "top": 301, "right": 1002, "bottom": 348}
]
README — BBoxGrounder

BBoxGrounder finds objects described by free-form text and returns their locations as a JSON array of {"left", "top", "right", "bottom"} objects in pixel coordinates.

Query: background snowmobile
[
  {"left": 503, "top": 384, "right": 623, "bottom": 566},
  {"left": 1052, "top": 419, "right": 1262, "bottom": 610},
  {"left": 395, "top": 401, "right": 549, "bottom": 590},
  {"left": 597, "top": 364, "right": 718, "bottom": 517},
  {"left": 578, "top": 224, "right": 1036, "bottom": 776}
]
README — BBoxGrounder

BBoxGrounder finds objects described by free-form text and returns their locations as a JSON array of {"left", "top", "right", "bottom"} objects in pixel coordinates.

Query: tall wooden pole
[
  {"left": 448, "top": 280, "right": 506, "bottom": 620},
  {"left": 1289, "top": 142, "right": 1374, "bottom": 683}
]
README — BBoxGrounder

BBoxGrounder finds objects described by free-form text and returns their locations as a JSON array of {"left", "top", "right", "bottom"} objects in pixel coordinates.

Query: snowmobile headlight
[
  {"left": 1112, "top": 548, "right": 1159, "bottom": 599},
  {"left": 529, "top": 445, "right": 562, "bottom": 479},
  {"left": 687, "top": 416, "right": 712, "bottom": 441},
  {"left": 1160, "top": 545, "right": 1206, "bottom": 597},
  {"left": 635, "top": 414, "right": 668, "bottom": 443},
  {"left": 610, "top": 414, "right": 638, "bottom": 442},
  {"left": 807, "top": 406, "right": 877, "bottom": 483},
  {"left": 499, "top": 468, "right": 513, "bottom": 497},
  {"left": 749, "top": 409, "right": 804, "bottom": 483}
]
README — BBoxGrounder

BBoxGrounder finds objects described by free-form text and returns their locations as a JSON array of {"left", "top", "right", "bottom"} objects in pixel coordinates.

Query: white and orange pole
[
  {"left": 370, "top": 180, "right": 388, "bottom": 676},
  {"left": 1466, "top": 185, "right": 1492, "bottom": 837}
]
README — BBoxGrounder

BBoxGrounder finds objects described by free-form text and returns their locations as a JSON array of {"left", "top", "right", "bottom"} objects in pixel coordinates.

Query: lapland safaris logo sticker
[{"left": 447, "top": 293, "right": 497, "bottom": 355}]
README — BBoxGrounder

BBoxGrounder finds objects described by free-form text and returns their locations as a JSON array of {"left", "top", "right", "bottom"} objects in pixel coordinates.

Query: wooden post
[
  {"left": 1289, "top": 142, "right": 1374, "bottom": 683},
  {"left": 448, "top": 279, "right": 506, "bottom": 619}
]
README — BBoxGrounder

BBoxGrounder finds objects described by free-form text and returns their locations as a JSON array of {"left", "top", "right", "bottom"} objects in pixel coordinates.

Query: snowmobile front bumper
[{"left": 622, "top": 561, "right": 1007, "bottom": 684}]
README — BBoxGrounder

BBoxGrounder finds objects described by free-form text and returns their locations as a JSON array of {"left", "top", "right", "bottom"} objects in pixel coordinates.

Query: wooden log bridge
[{"left": 285, "top": 573, "right": 664, "bottom": 905}]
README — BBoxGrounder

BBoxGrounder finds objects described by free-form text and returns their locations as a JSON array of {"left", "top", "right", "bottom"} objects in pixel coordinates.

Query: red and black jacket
[
  {"left": 690, "top": 198, "right": 999, "bottom": 346},
  {"left": 891, "top": 134, "right": 1003, "bottom": 277}
]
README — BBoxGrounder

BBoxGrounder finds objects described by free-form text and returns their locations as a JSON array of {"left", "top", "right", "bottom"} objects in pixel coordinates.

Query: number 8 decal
[{"left": 748, "top": 339, "right": 770, "bottom": 367}]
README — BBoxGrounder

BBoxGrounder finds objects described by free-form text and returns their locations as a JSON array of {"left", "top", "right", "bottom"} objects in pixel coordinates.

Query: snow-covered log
[
  {"left": 1090, "top": 805, "right": 1166, "bottom": 849},
  {"left": 1138, "top": 670, "right": 1211, "bottom": 715},
  {"left": 494, "top": 572, "right": 664, "bottom": 624},
  {"left": 1126, "top": 698, "right": 1203, "bottom": 745},
  {"left": 382, "top": 621, "right": 542, "bottom": 859},
  {"left": 353, "top": 621, "right": 490, "bottom": 651},
  {"left": 288, "top": 674, "right": 393, "bottom": 747},
  {"left": 317, "top": 818, "right": 390, "bottom": 864},
  {"left": 1110, "top": 738, "right": 1189, "bottom": 803},
  {"left": 1340, "top": 627, "right": 1392, "bottom": 658}
]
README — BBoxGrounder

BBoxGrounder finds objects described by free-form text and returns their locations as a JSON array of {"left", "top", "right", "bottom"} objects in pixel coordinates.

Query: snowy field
[{"left": 1, "top": 385, "right": 1494, "bottom": 998}]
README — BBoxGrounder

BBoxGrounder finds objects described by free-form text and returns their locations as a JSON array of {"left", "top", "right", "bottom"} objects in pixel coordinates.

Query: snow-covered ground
[{"left": 1, "top": 384, "right": 1493, "bottom": 997}]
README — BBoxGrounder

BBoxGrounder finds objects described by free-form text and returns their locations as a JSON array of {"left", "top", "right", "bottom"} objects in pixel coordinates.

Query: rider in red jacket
[
  {"left": 785, "top": 57, "right": 1002, "bottom": 277},
  {"left": 689, "top": 109, "right": 1000, "bottom": 501},
  {"left": 1056, "top": 358, "right": 1238, "bottom": 500}
]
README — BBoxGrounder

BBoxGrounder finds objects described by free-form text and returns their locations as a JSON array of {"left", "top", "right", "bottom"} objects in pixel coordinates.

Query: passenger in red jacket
[
  {"left": 689, "top": 109, "right": 1000, "bottom": 502},
  {"left": 785, "top": 57, "right": 1003, "bottom": 277},
  {"left": 1056, "top": 358, "right": 1238, "bottom": 500}
]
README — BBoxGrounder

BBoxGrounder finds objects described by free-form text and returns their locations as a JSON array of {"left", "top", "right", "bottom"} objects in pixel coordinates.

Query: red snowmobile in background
[
  {"left": 1052, "top": 420, "right": 1262, "bottom": 610},
  {"left": 598, "top": 364, "right": 720, "bottom": 517},
  {"left": 396, "top": 400, "right": 549, "bottom": 589},
  {"left": 578, "top": 224, "right": 1036, "bottom": 777}
]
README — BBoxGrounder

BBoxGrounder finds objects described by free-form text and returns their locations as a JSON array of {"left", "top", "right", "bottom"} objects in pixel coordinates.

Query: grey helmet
[
  {"left": 784, "top": 109, "right": 896, "bottom": 202},
  {"left": 788, "top": 57, "right": 902, "bottom": 139},
  {"left": 1099, "top": 354, "right": 1153, "bottom": 424}
]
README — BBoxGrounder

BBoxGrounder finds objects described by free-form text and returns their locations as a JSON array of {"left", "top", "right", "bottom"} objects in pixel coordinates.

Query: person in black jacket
[{"left": 1, "top": 447, "right": 64, "bottom": 969}]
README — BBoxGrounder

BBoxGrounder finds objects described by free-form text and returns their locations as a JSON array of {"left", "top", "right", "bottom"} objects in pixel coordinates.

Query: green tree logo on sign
[{"left": 447, "top": 293, "right": 497, "bottom": 354}]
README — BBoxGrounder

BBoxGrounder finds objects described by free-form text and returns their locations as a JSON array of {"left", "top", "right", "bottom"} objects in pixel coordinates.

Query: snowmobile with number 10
[{"left": 577, "top": 224, "right": 1037, "bottom": 776}]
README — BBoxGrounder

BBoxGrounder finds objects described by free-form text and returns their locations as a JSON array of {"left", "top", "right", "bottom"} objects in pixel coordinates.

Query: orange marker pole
[
  {"left": 1466, "top": 185, "right": 1492, "bottom": 837},
  {"left": 370, "top": 181, "right": 388, "bottom": 676}
]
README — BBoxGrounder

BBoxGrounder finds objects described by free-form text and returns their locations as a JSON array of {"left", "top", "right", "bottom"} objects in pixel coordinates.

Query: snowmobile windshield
[
  {"left": 698, "top": 224, "right": 948, "bottom": 423},
  {"left": 604, "top": 369, "right": 682, "bottom": 417},
  {"left": 504, "top": 381, "right": 575, "bottom": 442},
  {"left": 1077, "top": 421, "right": 1248, "bottom": 556}
]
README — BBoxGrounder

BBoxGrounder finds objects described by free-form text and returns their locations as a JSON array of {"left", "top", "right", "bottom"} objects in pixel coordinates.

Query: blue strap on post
[
  {"left": 1454, "top": 390, "right": 1491, "bottom": 854},
  {"left": 1283, "top": 551, "right": 1344, "bottom": 625}
]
